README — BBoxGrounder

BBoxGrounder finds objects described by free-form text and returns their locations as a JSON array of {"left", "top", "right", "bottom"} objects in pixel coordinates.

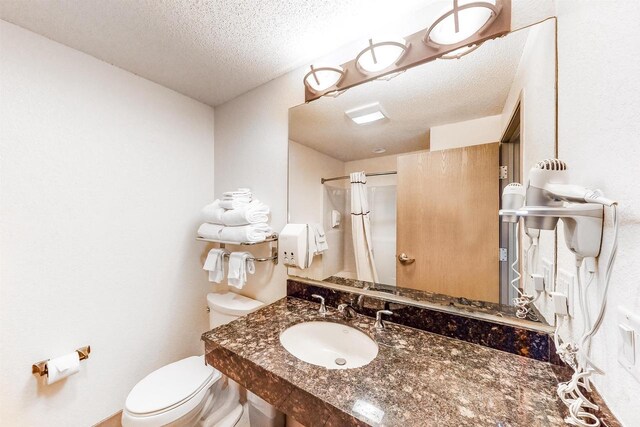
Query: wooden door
[{"left": 396, "top": 143, "right": 499, "bottom": 303}]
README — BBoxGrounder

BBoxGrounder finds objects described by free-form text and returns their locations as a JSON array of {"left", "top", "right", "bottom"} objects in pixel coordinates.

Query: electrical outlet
[
  {"left": 617, "top": 306, "right": 640, "bottom": 383},
  {"left": 557, "top": 269, "right": 575, "bottom": 317},
  {"left": 542, "top": 258, "right": 555, "bottom": 291},
  {"left": 532, "top": 273, "right": 545, "bottom": 292},
  {"left": 550, "top": 292, "right": 569, "bottom": 316}
]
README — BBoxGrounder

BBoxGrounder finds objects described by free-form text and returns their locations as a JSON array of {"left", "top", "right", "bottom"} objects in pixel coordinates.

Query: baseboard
[{"left": 93, "top": 410, "right": 122, "bottom": 427}]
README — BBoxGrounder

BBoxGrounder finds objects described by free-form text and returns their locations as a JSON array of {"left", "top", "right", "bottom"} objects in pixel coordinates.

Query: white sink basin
[{"left": 279, "top": 321, "right": 378, "bottom": 369}]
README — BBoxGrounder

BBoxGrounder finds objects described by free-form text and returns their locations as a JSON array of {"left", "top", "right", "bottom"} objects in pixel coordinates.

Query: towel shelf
[
  {"left": 221, "top": 252, "right": 277, "bottom": 263},
  {"left": 196, "top": 233, "right": 278, "bottom": 246},
  {"left": 197, "top": 233, "right": 278, "bottom": 265}
]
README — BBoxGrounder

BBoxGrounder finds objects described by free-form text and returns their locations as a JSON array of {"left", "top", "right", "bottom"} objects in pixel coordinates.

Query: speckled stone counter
[{"left": 202, "top": 297, "right": 594, "bottom": 427}]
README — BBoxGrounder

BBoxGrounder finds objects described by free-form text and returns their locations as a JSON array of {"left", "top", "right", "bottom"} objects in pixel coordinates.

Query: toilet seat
[{"left": 123, "top": 356, "right": 222, "bottom": 426}]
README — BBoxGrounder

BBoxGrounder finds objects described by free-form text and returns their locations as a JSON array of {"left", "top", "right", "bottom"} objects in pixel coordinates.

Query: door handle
[{"left": 398, "top": 253, "right": 415, "bottom": 265}]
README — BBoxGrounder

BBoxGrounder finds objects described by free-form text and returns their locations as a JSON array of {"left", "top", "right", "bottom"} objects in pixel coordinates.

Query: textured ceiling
[
  {"left": 0, "top": 0, "right": 555, "bottom": 107},
  {"left": 0, "top": 0, "right": 432, "bottom": 106},
  {"left": 289, "top": 27, "right": 530, "bottom": 161}
]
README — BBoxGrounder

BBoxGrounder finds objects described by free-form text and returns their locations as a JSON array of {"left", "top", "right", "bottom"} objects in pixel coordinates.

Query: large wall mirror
[{"left": 287, "top": 19, "right": 557, "bottom": 329}]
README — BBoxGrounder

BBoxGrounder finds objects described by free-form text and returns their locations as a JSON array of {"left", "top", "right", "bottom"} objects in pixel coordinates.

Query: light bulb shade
[
  {"left": 355, "top": 38, "right": 409, "bottom": 74},
  {"left": 303, "top": 65, "right": 345, "bottom": 94},
  {"left": 424, "top": 0, "right": 501, "bottom": 47},
  {"left": 440, "top": 43, "right": 481, "bottom": 59}
]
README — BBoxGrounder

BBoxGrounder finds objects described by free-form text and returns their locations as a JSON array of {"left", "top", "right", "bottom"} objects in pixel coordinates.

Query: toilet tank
[{"left": 207, "top": 292, "right": 265, "bottom": 329}]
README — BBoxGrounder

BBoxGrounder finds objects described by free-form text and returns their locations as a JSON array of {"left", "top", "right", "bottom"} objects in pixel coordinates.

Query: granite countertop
[{"left": 202, "top": 297, "right": 576, "bottom": 427}]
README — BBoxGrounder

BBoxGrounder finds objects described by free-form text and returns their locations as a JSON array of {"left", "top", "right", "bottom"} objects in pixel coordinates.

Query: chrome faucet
[
  {"left": 311, "top": 294, "right": 327, "bottom": 315},
  {"left": 337, "top": 303, "right": 357, "bottom": 319},
  {"left": 374, "top": 310, "right": 393, "bottom": 330}
]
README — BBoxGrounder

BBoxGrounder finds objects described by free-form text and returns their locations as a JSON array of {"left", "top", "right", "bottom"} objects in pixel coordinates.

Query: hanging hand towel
[
  {"left": 202, "top": 200, "right": 270, "bottom": 226},
  {"left": 203, "top": 248, "right": 226, "bottom": 283},
  {"left": 198, "top": 223, "right": 273, "bottom": 243},
  {"left": 305, "top": 223, "right": 329, "bottom": 268},
  {"left": 310, "top": 223, "right": 329, "bottom": 254},
  {"left": 227, "top": 251, "right": 255, "bottom": 289}
]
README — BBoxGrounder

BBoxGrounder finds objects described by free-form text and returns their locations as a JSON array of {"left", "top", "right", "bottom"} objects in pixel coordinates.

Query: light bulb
[
  {"left": 303, "top": 64, "right": 344, "bottom": 94},
  {"left": 356, "top": 37, "right": 408, "bottom": 74},
  {"left": 426, "top": 1, "right": 499, "bottom": 47}
]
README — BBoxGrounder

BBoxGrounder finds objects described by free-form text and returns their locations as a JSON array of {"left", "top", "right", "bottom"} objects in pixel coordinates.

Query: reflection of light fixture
[
  {"left": 352, "top": 399, "right": 385, "bottom": 424},
  {"left": 372, "top": 148, "right": 387, "bottom": 154},
  {"left": 424, "top": 0, "right": 501, "bottom": 47},
  {"left": 345, "top": 103, "right": 387, "bottom": 125},
  {"left": 303, "top": 64, "right": 345, "bottom": 94},
  {"left": 355, "top": 37, "right": 409, "bottom": 74},
  {"left": 440, "top": 43, "right": 481, "bottom": 59}
]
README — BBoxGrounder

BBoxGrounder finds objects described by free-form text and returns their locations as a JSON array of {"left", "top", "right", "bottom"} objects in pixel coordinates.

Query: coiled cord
[
  {"left": 510, "top": 227, "right": 539, "bottom": 321},
  {"left": 556, "top": 205, "right": 619, "bottom": 427}
]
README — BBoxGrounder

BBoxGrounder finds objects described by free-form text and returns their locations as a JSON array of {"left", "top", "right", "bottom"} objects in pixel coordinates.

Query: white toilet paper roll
[{"left": 46, "top": 351, "right": 80, "bottom": 385}]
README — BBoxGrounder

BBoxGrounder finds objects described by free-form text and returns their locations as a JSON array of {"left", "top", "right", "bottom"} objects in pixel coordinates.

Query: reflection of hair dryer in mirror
[{"left": 500, "top": 183, "right": 526, "bottom": 223}]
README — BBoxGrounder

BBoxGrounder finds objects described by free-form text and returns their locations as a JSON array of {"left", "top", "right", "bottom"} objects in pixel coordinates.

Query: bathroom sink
[{"left": 279, "top": 321, "right": 378, "bottom": 369}]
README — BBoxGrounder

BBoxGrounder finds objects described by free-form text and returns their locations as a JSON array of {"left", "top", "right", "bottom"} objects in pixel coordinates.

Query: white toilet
[{"left": 122, "top": 292, "right": 265, "bottom": 427}]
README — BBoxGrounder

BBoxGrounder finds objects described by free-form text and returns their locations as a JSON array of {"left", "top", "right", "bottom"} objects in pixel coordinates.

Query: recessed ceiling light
[
  {"left": 345, "top": 102, "right": 387, "bottom": 125},
  {"left": 372, "top": 148, "right": 386, "bottom": 154}
]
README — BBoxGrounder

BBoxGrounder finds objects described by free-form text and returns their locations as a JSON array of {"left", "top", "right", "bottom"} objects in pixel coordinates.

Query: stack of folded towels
[
  {"left": 198, "top": 188, "right": 272, "bottom": 288},
  {"left": 197, "top": 188, "right": 272, "bottom": 243}
]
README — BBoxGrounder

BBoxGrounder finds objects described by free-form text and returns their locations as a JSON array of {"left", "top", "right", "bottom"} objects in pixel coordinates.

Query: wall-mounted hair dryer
[{"left": 500, "top": 159, "right": 610, "bottom": 259}]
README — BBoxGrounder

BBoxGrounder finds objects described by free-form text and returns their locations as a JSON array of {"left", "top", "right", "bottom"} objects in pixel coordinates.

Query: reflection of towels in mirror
[
  {"left": 306, "top": 223, "right": 329, "bottom": 268},
  {"left": 227, "top": 251, "right": 255, "bottom": 289}
]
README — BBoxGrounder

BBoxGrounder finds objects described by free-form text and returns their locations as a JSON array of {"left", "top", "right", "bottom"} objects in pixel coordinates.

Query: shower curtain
[{"left": 350, "top": 172, "right": 379, "bottom": 283}]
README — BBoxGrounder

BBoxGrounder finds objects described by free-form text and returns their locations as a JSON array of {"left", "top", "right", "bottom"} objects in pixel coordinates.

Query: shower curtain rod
[{"left": 320, "top": 171, "right": 397, "bottom": 184}]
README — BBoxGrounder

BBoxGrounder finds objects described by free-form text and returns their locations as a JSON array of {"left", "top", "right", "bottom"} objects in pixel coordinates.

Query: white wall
[
  {"left": 554, "top": 2, "right": 640, "bottom": 425},
  {"left": 0, "top": 21, "right": 215, "bottom": 426},
  {"left": 214, "top": 68, "right": 306, "bottom": 303},
  {"left": 430, "top": 115, "right": 503, "bottom": 151},
  {"left": 287, "top": 140, "right": 344, "bottom": 280}
]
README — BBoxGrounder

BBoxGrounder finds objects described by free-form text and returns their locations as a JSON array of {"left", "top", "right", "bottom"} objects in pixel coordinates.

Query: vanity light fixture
[
  {"left": 303, "top": 64, "right": 345, "bottom": 94},
  {"left": 303, "top": 0, "right": 509, "bottom": 102},
  {"left": 345, "top": 103, "right": 387, "bottom": 125},
  {"left": 355, "top": 37, "right": 409, "bottom": 74},
  {"left": 423, "top": 0, "right": 501, "bottom": 48}
]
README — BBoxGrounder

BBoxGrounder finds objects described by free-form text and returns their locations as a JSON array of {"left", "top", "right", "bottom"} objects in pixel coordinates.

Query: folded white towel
[
  {"left": 219, "top": 198, "right": 251, "bottom": 210},
  {"left": 227, "top": 251, "right": 255, "bottom": 289},
  {"left": 222, "top": 188, "right": 252, "bottom": 204},
  {"left": 198, "top": 223, "right": 273, "bottom": 243},
  {"left": 203, "top": 248, "right": 226, "bottom": 283},
  {"left": 202, "top": 200, "right": 270, "bottom": 226},
  {"left": 223, "top": 188, "right": 251, "bottom": 197}
]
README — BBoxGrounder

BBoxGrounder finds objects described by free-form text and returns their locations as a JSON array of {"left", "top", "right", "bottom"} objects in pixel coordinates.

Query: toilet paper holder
[{"left": 32, "top": 345, "right": 91, "bottom": 377}]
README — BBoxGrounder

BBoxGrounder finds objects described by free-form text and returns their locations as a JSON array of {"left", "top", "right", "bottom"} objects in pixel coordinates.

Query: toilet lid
[
  {"left": 207, "top": 292, "right": 264, "bottom": 316},
  {"left": 125, "top": 356, "right": 220, "bottom": 415}
]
